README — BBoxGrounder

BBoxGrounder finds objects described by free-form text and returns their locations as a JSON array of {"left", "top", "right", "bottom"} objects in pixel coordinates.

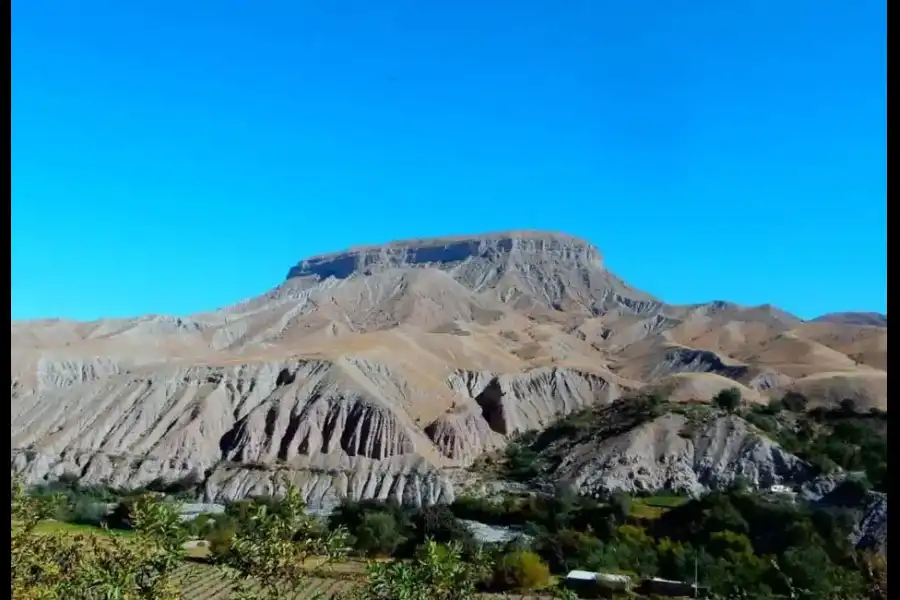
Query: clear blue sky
[{"left": 12, "top": 1, "right": 886, "bottom": 321}]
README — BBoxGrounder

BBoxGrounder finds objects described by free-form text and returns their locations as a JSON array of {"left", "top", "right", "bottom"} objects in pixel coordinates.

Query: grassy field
[
  {"left": 639, "top": 494, "right": 689, "bottom": 508},
  {"left": 32, "top": 520, "right": 135, "bottom": 536},
  {"left": 629, "top": 494, "right": 688, "bottom": 520}
]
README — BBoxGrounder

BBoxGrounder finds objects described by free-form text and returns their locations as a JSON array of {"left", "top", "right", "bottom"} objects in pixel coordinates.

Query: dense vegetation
[
  {"left": 12, "top": 477, "right": 511, "bottom": 600},
  {"left": 450, "top": 486, "right": 885, "bottom": 599},
  {"left": 744, "top": 396, "right": 887, "bottom": 492},
  {"left": 16, "top": 472, "right": 886, "bottom": 599}
]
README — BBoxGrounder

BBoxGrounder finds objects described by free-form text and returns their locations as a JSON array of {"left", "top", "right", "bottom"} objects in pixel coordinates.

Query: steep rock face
[
  {"left": 447, "top": 367, "right": 625, "bottom": 436},
  {"left": 11, "top": 449, "right": 454, "bottom": 507},
  {"left": 548, "top": 414, "right": 814, "bottom": 496},
  {"left": 852, "top": 492, "right": 888, "bottom": 555},
  {"left": 618, "top": 346, "right": 751, "bottom": 382},
  {"left": 425, "top": 407, "right": 504, "bottom": 462},
  {"left": 33, "top": 356, "right": 127, "bottom": 391},
  {"left": 691, "top": 416, "right": 813, "bottom": 488},
  {"left": 10, "top": 358, "right": 453, "bottom": 506},
  {"left": 284, "top": 231, "right": 660, "bottom": 317}
]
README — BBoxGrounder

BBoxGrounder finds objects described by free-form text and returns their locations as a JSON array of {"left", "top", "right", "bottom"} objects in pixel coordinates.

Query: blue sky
[{"left": 12, "top": 1, "right": 885, "bottom": 321}]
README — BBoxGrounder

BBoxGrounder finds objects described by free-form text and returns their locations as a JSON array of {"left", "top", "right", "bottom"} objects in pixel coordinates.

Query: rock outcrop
[{"left": 545, "top": 413, "right": 815, "bottom": 496}]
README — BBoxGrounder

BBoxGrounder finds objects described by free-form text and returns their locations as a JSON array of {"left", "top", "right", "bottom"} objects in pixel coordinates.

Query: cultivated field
[{"left": 174, "top": 563, "right": 554, "bottom": 600}]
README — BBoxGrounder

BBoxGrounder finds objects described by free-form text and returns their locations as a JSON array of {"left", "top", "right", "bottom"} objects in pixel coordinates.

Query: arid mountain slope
[
  {"left": 812, "top": 312, "right": 887, "bottom": 328},
  {"left": 10, "top": 231, "right": 887, "bottom": 505}
]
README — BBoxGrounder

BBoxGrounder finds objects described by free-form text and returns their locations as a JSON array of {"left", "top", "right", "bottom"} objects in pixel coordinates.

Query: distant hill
[{"left": 812, "top": 312, "right": 887, "bottom": 327}]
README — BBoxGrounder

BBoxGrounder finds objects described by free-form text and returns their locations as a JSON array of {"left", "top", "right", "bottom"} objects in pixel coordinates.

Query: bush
[
  {"left": 356, "top": 540, "right": 490, "bottom": 600},
  {"left": 409, "top": 504, "right": 476, "bottom": 552},
  {"left": 609, "top": 492, "right": 632, "bottom": 525},
  {"left": 491, "top": 549, "right": 550, "bottom": 591},
  {"left": 503, "top": 442, "right": 539, "bottom": 481},
  {"left": 839, "top": 398, "right": 859, "bottom": 414},
  {"left": 713, "top": 388, "right": 742, "bottom": 412},
  {"left": 780, "top": 391, "right": 809, "bottom": 413},
  {"left": 534, "top": 528, "right": 603, "bottom": 573},
  {"left": 105, "top": 497, "right": 138, "bottom": 530},
  {"left": 206, "top": 520, "right": 239, "bottom": 557},
  {"left": 12, "top": 481, "right": 189, "bottom": 600},
  {"left": 185, "top": 512, "right": 224, "bottom": 538},
  {"left": 355, "top": 511, "right": 404, "bottom": 557},
  {"left": 144, "top": 472, "right": 203, "bottom": 499},
  {"left": 62, "top": 498, "right": 108, "bottom": 527}
]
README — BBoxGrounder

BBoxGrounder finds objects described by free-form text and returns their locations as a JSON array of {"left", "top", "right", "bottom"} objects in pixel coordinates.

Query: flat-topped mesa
[{"left": 285, "top": 230, "right": 603, "bottom": 281}]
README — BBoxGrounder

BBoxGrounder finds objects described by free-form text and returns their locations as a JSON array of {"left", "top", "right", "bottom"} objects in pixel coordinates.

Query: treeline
[
  {"left": 173, "top": 483, "right": 884, "bottom": 598},
  {"left": 26, "top": 471, "right": 205, "bottom": 530},
  {"left": 321, "top": 486, "right": 884, "bottom": 599},
  {"left": 744, "top": 395, "right": 887, "bottom": 491},
  {"left": 15, "top": 475, "right": 887, "bottom": 599}
]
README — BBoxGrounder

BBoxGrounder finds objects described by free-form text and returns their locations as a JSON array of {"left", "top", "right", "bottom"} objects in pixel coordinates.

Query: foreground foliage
[
  {"left": 209, "top": 479, "right": 349, "bottom": 600},
  {"left": 12, "top": 479, "right": 188, "bottom": 600},
  {"left": 352, "top": 540, "right": 491, "bottom": 600}
]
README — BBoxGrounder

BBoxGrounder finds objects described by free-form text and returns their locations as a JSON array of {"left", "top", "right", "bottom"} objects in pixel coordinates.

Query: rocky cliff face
[
  {"left": 10, "top": 231, "right": 888, "bottom": 505},
  {"left": 283, "top": 231, "right": 659, "bottom": 318},
  {"left": 545, "top": 413, "right": 815, "bottom": 496}
]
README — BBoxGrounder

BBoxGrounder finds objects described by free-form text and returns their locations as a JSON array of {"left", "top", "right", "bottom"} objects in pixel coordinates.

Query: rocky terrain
[
  {"left": 541, "top": 411, "right": 815, "bottom": 496},
  {"left": 10, "top": 231, "right": 888, "bottom": 508}
]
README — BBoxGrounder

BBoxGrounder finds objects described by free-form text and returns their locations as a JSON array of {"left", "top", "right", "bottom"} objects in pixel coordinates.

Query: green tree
[
  {"left": 491, "top": 549, "right": 551, "bottom": 591},
  {"left": 352, "top": 540, "right": 491, "bottom": 600},
  {"left": 775, "top": 546, "right": 866, "bottom": 600},
  {"left": 355, "top": 511, "right": 404, "bottom": 557},
  {"left": 11, "top": 478, "right": 190, "bottom": 600},
  {"left": 839, "top": 398, "right": 859, "bottom": 414},
  {"left": 655, "top": 537, "right": 690, "bottom": 580},
  {"left": 211, "top": 479, "right": 349, "bottom": 600},
  {"left": 608, "top": 491, "right": 632, "bottom": 525},
  {"left": 713, "top": 387, "right": 742, "bottom": 412},
  {"left": 781, "top": 391, "right": 809, "bottom": 413}
]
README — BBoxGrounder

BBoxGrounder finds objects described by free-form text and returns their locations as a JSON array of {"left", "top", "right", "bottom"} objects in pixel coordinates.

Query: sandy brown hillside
[{"left": 10, "top": 231, "right": 887, "bottom": 506}]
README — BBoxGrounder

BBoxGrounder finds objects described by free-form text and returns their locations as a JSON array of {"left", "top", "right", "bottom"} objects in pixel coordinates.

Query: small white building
[{"left": 767, "top": 484, "right": 798, "bottom": 502}]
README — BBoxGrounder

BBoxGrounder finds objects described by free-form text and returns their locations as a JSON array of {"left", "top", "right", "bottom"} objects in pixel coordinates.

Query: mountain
[
  {"left": 10, "top": 231, "right": 888, "bottom": 506},
  {"left": 812, "top": 312, "right": 887, "bottom": 327}
]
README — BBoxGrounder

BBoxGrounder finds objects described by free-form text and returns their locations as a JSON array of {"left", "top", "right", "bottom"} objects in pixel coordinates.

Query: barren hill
[
  {"left": 812, "top": 312, "right": 887, "bottom": 327},
  {"left": 10, "top": 231, "right": 888, "bottom": 506}
]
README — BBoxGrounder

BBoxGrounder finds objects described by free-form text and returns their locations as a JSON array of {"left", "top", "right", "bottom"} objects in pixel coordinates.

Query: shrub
[
  {"left": 63, "top": 497, "right": 108, "bottom": 526},
  {"left": 534, "top": 528, "right": 603, "bottom": 573},
  {"left": 12, "top": 479, "right": 189, "bottom": 600},
  {"left": 780, "top": 391, "right": 809, "bottom": 413},
  {"left": 356, "top": 540, "right": 490, "bottom": 600},
  {"left": 609, "top": 491, "right": 632, "bottom": 524},
  {"left": 206, "top": 520, "right": 239, "bottom": 557},
  {"left": 713, "top": 387, "right": 742, "bottom": 412},
  {"left": 210, "top": 481, "right": 349, "bottom": 599},
  {"left": 503, "top": 442, "right": 539, "bottom": 481},
  {"left": 839, "top": 398, "right": 859, "bottom": 414},
  {"left": 184, "top": 512, "right": 221, "bottom": 538},
  {"left": 491, "top": 549, "right": 551, "bottom": 591},
  {"left": 355, "top": 511, "right": 404, "bottom": 556},
  {"left": 105, "top": 497, "right": 139, "bottom": 530},
  {"left": 409, "top": 504, "right": 476, "bottom": 552}
]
